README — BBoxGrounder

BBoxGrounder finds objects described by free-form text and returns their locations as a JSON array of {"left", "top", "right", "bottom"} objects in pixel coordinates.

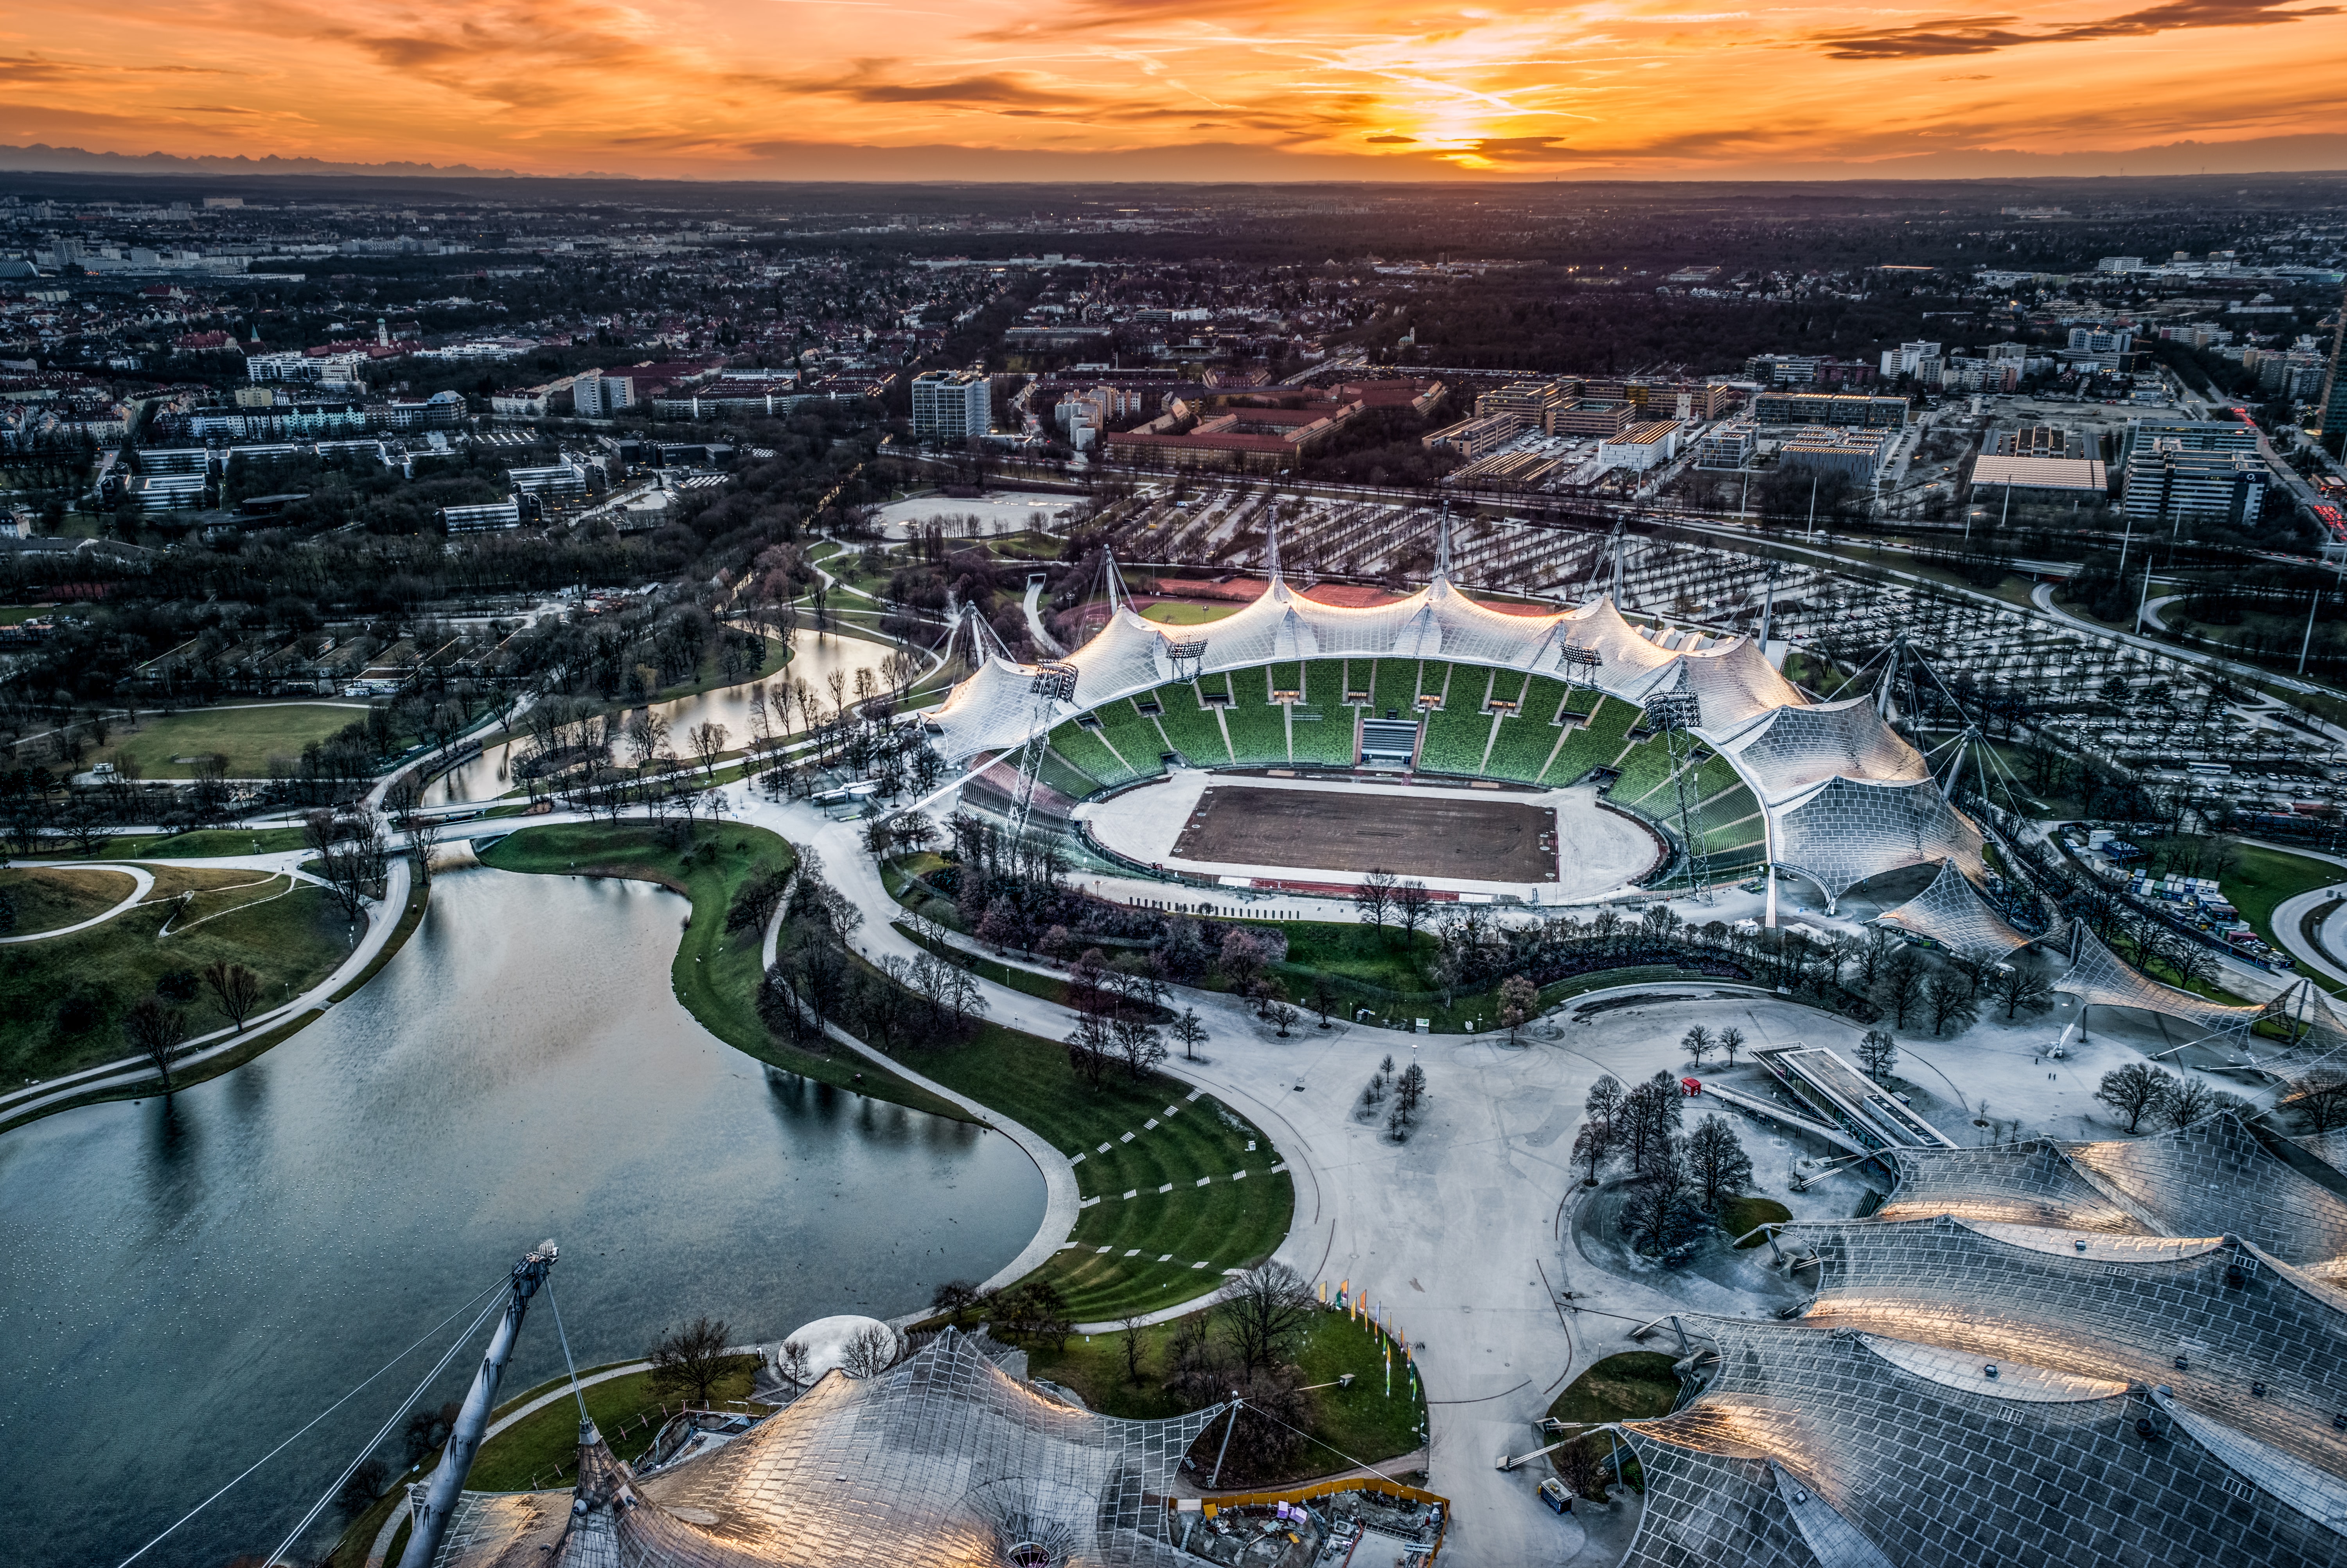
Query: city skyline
[{"left": 7, "top": 0, "right": 2347, "bottom": 181}]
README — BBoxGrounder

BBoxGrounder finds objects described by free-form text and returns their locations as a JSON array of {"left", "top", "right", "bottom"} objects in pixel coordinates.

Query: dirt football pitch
[{"left": 1170, "top": 786, "right": 1558, "bottom": 881}]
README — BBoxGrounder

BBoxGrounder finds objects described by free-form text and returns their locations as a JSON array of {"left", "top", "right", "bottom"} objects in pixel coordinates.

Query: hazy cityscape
[{"left": 4, "top": 167, "right": 2347, "bottom": 1568}]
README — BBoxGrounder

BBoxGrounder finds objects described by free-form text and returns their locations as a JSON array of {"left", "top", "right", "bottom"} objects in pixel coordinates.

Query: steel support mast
[{"left": 399, "top": 1242, "right": 559, "bottom": 1568}]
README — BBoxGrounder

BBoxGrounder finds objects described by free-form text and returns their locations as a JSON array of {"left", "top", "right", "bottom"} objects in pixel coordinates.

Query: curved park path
[
  {"left": 0, "top": 857, "right": 411, "bottom": 1126},
  {"left": 0, "top": 861, "right": 155, "bottom": 944}
]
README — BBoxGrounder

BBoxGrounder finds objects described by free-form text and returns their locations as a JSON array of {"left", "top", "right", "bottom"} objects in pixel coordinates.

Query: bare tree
[
  {"left": 2094, "top": 1062, "right": 2173, "bottom": 1134},
  {"left": 1987, "top": 963, "right": 2054, "bottom": 1020},
  {"left": 1681, "top": 1024, "right": 1714, "bottom": 1068},
  {"left": 1684, "top": 1115, "right": 1754, "bottom": 1212},
  {"left": 647, "top": 1316, "right": 734, "bottom": 1407},
  {"left": 839, "top": 1323, "right": 901, "bottom": 1379},
  {"left": 1354, "top": 867, "right": 1395, "bottom": 933},
  {"left": 202, "top": 960, "right": 264, "bottom": 1033},
  {"left": 1855, "top": 1028, "right": 1898, "bottom": 1081},
  {"left": 1170, "top": 1007, "right": 1207, "bottom": 1061},
  {"left": 1394, "top": 878, "right": 1432, "bottom": 941},
  {"left": 124, "top": 997, "right": 189, "bottom": 1091},
  {"left": 1120, "top": 1313, "right": 1148, "bottom": 1384},
  {"left": 1718, "top": 1026, "right": 1746, "bottom": 1067},
  {"left": 776, "top": 1338, "right": 812, "bottom": 1387},
  {"left": 2288, "top": 1071, "right": 2347, "bottom": 1135},
  {"left": 689, "top": 720, "right": 730, "bottom": 779},
  {"left": 1217, "top": 1260, "right": 1315, "bottom": 1376},
  {"left": 929, "top": 1279, "right": 981, "bottom": 1326},
  {"left": 2164, "top": 1076, "right": 2217, "bottom": 1130},
  {"left": 1876, "top": 952, "right": 1924, "bottom": 1029}
]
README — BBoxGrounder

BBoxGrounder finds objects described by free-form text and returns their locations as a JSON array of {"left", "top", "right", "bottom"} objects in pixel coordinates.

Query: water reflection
[
  {"left": 0, "top": 866, "right": 1040, "bottom": 1568},
  {"left": 427, "top": 632, "right": 892, "bottom": 805}
]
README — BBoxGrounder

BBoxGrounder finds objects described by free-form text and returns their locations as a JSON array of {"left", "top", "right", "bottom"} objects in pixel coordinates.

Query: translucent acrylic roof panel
[
  {"left": 2063, "top": 1112, "right": 2347, "bottom": 1266},
  {"left": 1673, "top": 638, "right": 1811, "bottom": 733},
  {"left": 1770, "top": 776, "right": 1985, "bottom": 903},
  {"left": 1717, "top": 698, "right": 1927, "bottom": 808},
  {"left": 622, "top": 1328, "right": 1224, "bottom": 1568},
  {"left": 2054, "top": 921, "right": 2265, "bottom": 1037},
  {"left": 1788, "top": 1214, "right": 2347, "bottom": 1481},
  {"left": 1064, "top": 609, "right": 1171, "bottom": 710},
  {"left": 1616, "top": 1437, "right": 1824, "bottom": 1568},
  {"left": 1623, "top": 1320, "right": 2343, "bottom": 1568},
  {"left": 927, "top": 657, "right": 1065, "bottom": 762},
  {"left": 1873, "top": 859, "right": 2034, "bottom": 954},
  {"left": 1878, "top": 1142, "right": 2151, "bottom": 1231},
  {"left": 2156, "top": 1388, "right": 2347, "bottom": 1536}
]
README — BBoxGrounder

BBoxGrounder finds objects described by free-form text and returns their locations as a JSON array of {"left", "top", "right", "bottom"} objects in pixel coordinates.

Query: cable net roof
[
  {"left": 1770, "top": 776, "right": 1985, "bottom": 906},
  {"left": 2062, "top": 1112, "right": 2347, "bottom": 1266},
  {"left": 1878, "top": 1141, "right": 2151, "bottom": 1231},
  {"left": 1714, "top": 697, "right": 1925, "bottom": 807},
  {"left": 1872, "top": 858, "right": 2034, "bottom": 954},
  {"left": 1787, "top": 1213, "right": 2347, "bottom": 1482},
  {"left": 432, "top": 1329, "right": 1224, "bottom": 1568},
  {"left": 920, "top": 568, "right": 1980, "bottom": 899},
  {"left": 1619, "top": 1319, "right": 2345, "bottom": 1568}
]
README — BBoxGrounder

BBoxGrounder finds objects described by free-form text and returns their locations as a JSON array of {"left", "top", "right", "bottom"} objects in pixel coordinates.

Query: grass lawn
[
  {"left": 1718, "top": 1194, "right": 1792, "bottom": 1245},
  {"left": 1544, "top": 1351, "right": 1684, "bottom": 1493},
  {"left": 1141, "top": 602, "right": 1240, "bottom": 625},
  {"left": 476, "top": 822, "right": 962, "bottom": 1121},
  {"left": 2, "top": 864, "right": 137, "bottom": 933},
  {"left": 1266, "top": 921, "right": 1438, "bottom": 993},
  {"left": 2220, "top": 841, "right": 2345, "bottom": 987},
  {"left": 467, "top": 1356, "right": 765, "bottom": 1492},
  {"left": 1026, "top": 1307, "right": 1425, "bottom": 1482},
  {"left": 93, "top": 825, "right": 315, "bottom": 858},
  {"left": 0, "top": 873, "right": 356, "bottom": 1082},
  {"left": 901, "top": 1018, "right": 1294, "bottom": 1324},
  {"left": 97, "top": 702, "right": 368, "bottom": 779}
]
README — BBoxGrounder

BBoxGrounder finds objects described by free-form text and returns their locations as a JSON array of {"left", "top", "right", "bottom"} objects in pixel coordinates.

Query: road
[{"left": 2028, "top": 579, "right": 2347, "bottom": 735}]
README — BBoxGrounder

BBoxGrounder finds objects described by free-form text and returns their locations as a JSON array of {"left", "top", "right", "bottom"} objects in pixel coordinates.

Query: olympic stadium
[{"left": 923, "top": 526, "right": 1981, "bottom": 912}]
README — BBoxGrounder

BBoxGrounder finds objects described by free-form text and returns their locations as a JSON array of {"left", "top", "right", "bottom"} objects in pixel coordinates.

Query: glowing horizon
[{"left": 7, "top": 0, "right": 2347, "bottom": 180}]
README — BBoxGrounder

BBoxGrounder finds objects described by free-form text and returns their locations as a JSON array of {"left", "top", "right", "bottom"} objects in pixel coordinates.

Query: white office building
[{"left": 911, "top": 370, "right": 992, "bottom": 440}]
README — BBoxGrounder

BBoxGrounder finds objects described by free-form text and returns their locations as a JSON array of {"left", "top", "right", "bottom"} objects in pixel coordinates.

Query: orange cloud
[{"left": 3, "top": 0, "right": 2345, "bottom": 177}]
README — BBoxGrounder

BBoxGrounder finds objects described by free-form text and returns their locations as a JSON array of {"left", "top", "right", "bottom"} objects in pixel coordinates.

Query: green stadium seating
[
  {"left": 1091, "top": 698, "right": 1171, "bottom": 780},
  {"left": 1264, "top": 660, "right": 1305, "bottom": 695},
  {"left": 1221, "top": 698, "right": 1290, "bottom": 765},
  {"left": 1300, "top": 658, "right": 1348, "bottom": 708},
  {"left": 1035, "top": 747, "right": 1105, "bottom": 800},
  {"left": 1150, "top": 682, "right": 1232, "bottom": 764},
  {"left": 1606, "top": 733, "right": 1682, "bottom": 811},
  {"left": 1051, "top": 722, "right": 1136, "bottom": 788},
  {"left": 1482, "top": 714, "right": 1559, "bottom": 784},
  {"left": 1368, "top": 659, "right": 1423, "bottom": 716},
  {"left": 1286, "top": 705, "right": 1355, "bottom": 767},
  {"left": 1418, "top": 700, "right": 1493, "bottom": 775},
  {"left": 1539, "top": 696, "right": 1637, "bottom": 785}
]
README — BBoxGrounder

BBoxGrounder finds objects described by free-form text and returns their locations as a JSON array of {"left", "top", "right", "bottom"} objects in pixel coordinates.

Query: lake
[{"left": 0, "top": 866, "right": 1042, "bottom": 1568}]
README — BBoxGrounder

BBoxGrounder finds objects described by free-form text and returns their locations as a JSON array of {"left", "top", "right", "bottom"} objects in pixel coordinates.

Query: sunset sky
[{"left": 7, "top": 0, "right": 2347, "bottom": 179}]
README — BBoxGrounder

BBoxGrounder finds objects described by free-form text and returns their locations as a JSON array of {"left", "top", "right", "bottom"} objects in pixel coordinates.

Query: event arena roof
[
  {"left": 924, "top": 542, "right": 1979, "bottom": 903},
  {"left": 428, "top": 1329, "right": 1226, "bottom": 1568}
]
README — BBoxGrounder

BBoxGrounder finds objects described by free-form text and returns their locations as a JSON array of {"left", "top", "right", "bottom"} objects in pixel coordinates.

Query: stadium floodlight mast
[
  {"left": 1165, "top": 637, "right": 1209, "bottom": 684},
  {"left": 1003, "top": 660, "right": 1080, "bottom": 858},
  {"left": 1642, "top": 689, "right": 1714, "bottom": 902},
  {"left": 1555, "top": 641, "right": 1603, "bottom": 718}
]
